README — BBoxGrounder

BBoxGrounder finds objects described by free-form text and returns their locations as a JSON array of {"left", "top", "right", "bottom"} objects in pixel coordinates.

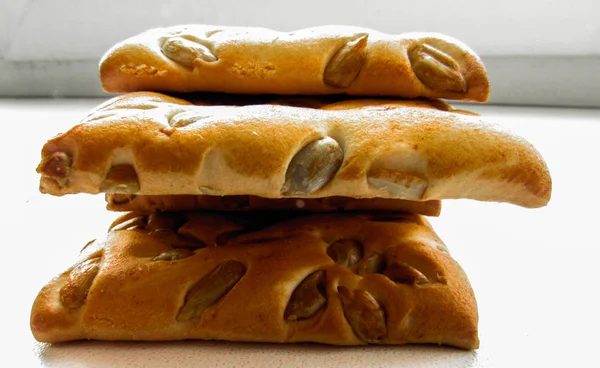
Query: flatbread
[
  {"left": 31, "top": 211, "right": 478, "bottom": 349},
  {"left": 37, "top": 93, "right": 551, "bottom": 208},
  {"left": 100, "top": 25, "right": 489, "bottom": 102}
]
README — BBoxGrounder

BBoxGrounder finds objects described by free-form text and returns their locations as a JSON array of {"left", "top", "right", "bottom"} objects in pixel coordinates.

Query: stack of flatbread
[{"left": 31, "top": 25, "right": 551, "bottom": 350}]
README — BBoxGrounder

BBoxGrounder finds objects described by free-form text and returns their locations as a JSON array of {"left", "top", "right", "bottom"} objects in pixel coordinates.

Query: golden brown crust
[
  {"left": 31, "top": 211, "right": 478, "bottom": 349},
  {"left": 37, "top": 93, "right": 551, "bottom": 208},
  {"left": 99, "top": 25, "right": 489, "bottom": 102},
  {"left": 105, "top": 194, "right": 442, "bottom": 216}
]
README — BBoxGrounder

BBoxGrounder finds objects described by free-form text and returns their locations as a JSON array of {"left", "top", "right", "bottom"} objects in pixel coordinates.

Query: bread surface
[
  {"left": 37, "top": 93, "right": 551, "bottom": 208},
  {"left": 100, "top": 25, "right": 489, "bottom": 102},
  {"left": 31, "top": 211, "right": 479, "bottom": 349}
]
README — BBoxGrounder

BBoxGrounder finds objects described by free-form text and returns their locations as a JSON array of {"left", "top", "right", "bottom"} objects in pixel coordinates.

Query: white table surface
[{"left": 2, "top": 98, "right": 599, "bottom": 367}]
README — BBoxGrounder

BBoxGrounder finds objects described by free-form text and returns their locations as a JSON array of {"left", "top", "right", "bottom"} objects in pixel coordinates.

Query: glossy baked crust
[
  {"left": 100, "top": 25, "right": 489, "bottom": 102},
  {"left": 30, "top": 211, "right": 479, "bottom": 349},
  {"left": 37, "top": 93, "right": 551, "bottom": 208},
  {"left": 106, "top": 194, "right": 442, "bottom": 216}
]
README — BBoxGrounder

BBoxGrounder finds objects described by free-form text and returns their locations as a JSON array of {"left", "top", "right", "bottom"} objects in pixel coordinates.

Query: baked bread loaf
[
  {"left": 30, "top": 211, "right": 478, "bottom": 349},
  {"left": 99, "top": 25, "right": 489, "bottom": 102},
  {"left": 106, "top": 194, "right": 442, "bottom": 216},
  {"left": 37, "top": 92, "right": 551, "bottom": 208}
]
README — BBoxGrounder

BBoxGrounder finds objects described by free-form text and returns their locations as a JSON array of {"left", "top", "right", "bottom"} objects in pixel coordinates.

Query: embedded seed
[
  {"left": 152, "top": 248, "right": 195, "bottom": 261},
  {"left": 100, "top": 165, "right": 140, "bottom": 194},
  {"left": 324, "top": 35, "right": 368, "bottom": 88},
  {"left": 39, "top": 152, "right": 72, "bottom": 186},
  {"left": 80, "top": 239, "right": 96, "bottom": 252},
  {"left": 327, "top": 239, "right": 363, "bottom": 268},
  {"left": 338, "top": 286, "right": 386, "bottom": 343},
  {"left": 162, "top": 37, "right": 217, "bottom": 68},
  {"left": 367, "top": 168, "right": 427, "bottom": 199},
  {"left": 59, "top": 257, "right": 101, "bottom": 308},
  {"left": 383, "top": 262, "right": 428, "bottom": 284},
  {"left": 149, "top": 228, "right": 205, "bottom": 249},
  {"left": 177, "top": 260, "right": 246, "bottom": 321},
  {"left": 110, "top": 193, "right": 137, "bottom": 205},
  {"left": 383, "top": 248, "right": 447, "bottom": 284},
  {"left": 409, "top": 43, "right": 466, "bottom": 93},
  {"left": 284, "top": 270, "right": 327, "bottom": 321},
  {"left": 282, "top": 137, "right": 344, "bottom": 195},
  {"left": 356, "top": 253, "right": 386, "bottom": 275},
  {"left": 110, "top": 215, "right": 146, "bottom": 231}
]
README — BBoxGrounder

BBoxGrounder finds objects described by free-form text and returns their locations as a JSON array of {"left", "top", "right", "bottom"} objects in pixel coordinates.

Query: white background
[
  {"left": 1, "top": 0, "right": 599, "bottom": 60},
  {"left": 1, "top": 0, "right": 599, "bottom": 106}
]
